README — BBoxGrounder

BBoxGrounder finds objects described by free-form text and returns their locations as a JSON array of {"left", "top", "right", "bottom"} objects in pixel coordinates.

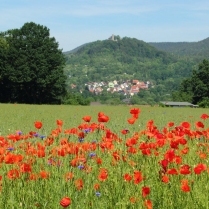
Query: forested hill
[
  {"left": 65, "top": 37, "right": 171, "bottom": 59},
  {"left": 64, "top": 36, "right": 196, "bottom": 99},
  {"left": 149, "top": 37, "right": 209, "bottom": 59},
  {"left": 63, "top": 43, "right": 90, "bottom": 55}
]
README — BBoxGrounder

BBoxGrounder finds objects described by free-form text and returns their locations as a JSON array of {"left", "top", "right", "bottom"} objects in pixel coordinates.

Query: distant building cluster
[{"left": 85, "top": 79, "right": 150, "bottom": 96}]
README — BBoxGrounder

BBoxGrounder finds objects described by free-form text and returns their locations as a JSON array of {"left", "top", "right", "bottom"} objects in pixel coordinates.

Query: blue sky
[{"left": 1, "top": 0, "right": 209, "bottom": 51}]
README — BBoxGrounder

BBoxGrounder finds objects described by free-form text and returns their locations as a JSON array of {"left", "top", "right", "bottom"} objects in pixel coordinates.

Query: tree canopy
[
  {"left": 172, "top": 59, "right": 209, "bottom": 106},
  {"left": 0, "top": 22, "right": 66, "bottom": 104}
]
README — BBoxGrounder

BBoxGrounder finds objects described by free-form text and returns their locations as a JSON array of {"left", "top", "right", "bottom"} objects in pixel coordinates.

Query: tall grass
[{"left": 0, "top": 104, "right": 208, "bottom": 209}]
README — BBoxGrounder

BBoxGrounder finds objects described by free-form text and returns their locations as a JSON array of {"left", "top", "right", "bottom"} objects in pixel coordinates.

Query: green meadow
[
  {"left": 0, "top": 104, "right": 207, "bottom": 135},
  {"left": 0, "top": 104, "right": 209, "bottom": 209}
]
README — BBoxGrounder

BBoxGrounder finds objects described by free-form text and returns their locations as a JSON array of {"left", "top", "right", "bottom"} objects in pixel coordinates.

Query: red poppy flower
[
  {"left": 181, "top": 179, "right": 190, "bottom": 192},
  {"left": 201, "top": 113, "right": 209, "bottom": 120},
  {"left": 37, "top": 149, "right": 45, "bottom": 158},
  {"left": 170, "top": 140, "right": 179, "bottom": 149},
  {"left": 144, "top": 199, "right": 152, "bottom": 209},
  {"left": 4, "top": 153, "right": 23, "bottom": 164},
  {"left": 130, "top": 108, "right": 140, "bottom": 115},
  {"left": 175, "top": 155, "right": 183, "bottom": 164},
  {"left": 194, "top": 163, "right": 207, "bottom": 174},
  {"left": 121, "top": 129, "right": 129, "bottom": 135},
  {"left": 34, "top": 121, "right": 42, "bottom": 129},
  {"left": 161, "top": 175, "right": 169, "bottom": 183},
  {"left": 98, "top": 168, "right": 108, "bottom": 181},
  {"left": 181, "top": 121, "right": 190, "bottom": 129},
  {"left": 98, "top": 114, "right": 109, "bottom": 123},
  {"left": 181, "top": 147, "right": 189, "bottom": 155},
  {"left": 181, "top": 183, "right": 190, "bottom": 192},
  {"left": 199, "top": 152, "right": 207, "bottom": 159},
  {"left": 142, "top": 186, "right": 151, "bottom": 197},
  {"left": 78, "top": 132, "right": 85, "bottom": 139},
  {"left": 39, "top": 171, "right": 49, "bottom": 179},
  {"left": 112, "top": 151, "right": 120, "bottom": 161},
  {"left": 93, "top": 183, "right": 100, "bottom": 190},
  {"left": 159, "top": 159, "right": 169, "bottom": 172},
  {"left": 196, "top": 121, "right": 204, "bottom": 129},
  {"left": 133, "top": 170, "right": 143, "bottom": 184},
  {"left": 164, "top": 149, "right": 176, "bottom": 162},
  {"left": 126, "top": 138, "right": 137, "bottom": 147},
  {"left": 178, "top": 138, "right": 187, "bottom": 145},
  {"left": 28, "top": 173, "right": 39, "bottom": 181},
  {"left": 96, "top": 158, "right": 102, "bottom": 165},
  {"left": 128, "top": 147, "right": 137, "bottom": 154},
  {"left": 56, "top": 120, "right": 63, "bottom": 126},
  {"left": 60, "top": 197, "right": 71, "bottom": 208},
  {"left": 75, "top": 178, "right": 84, "bottom": 190},
  {"left": 168, "top": 122, "right": 174, "bottom": 127},
  {"left": 82, "top": 116, "right": 91, "bottom": 122},
  {"left": 132, "top": 114, "right": 139, "bottom": 119},
  {"left": 98, "top": 112, "right": 105, "bottom": 117},
  {"left": 127, "top": 117, "right": 136, "bottom": 125},
  {"left": 147, "top": 120, "right": 154, "bottom": 128},
  {"left": 180, "top": 164, "right": 191, "bottom": 175},
  {"left": 65, "top": 172, "right": 74, "bottom": 181},
  {"left": 167, "top": 168, "right": 178, "bottom": 175},
  {"left": 44, "top": 137, "right": 54, "bottom": 146},
  {"left": 141, "top": 148, "right": 151, "bottom": 156},
  {"left": 130, "top": 197, "right": 138, "bottom": 203},
  {"left": 20, "top": 163, "right": 32, "bottom": 173},
  {"left": 123, "top": 173, "right": 132, "bottom": 182},
  {"left": 7, "top": 169, "right": 20, "bottom": 179}
]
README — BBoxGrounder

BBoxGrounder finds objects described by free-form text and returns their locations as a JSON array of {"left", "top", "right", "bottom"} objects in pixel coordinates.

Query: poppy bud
[
  {"left": 34, "top": 121, "right": 43, "bottom": 129},
  {"left": 60, "top": 197, "right": 71, "bottom": 207}
]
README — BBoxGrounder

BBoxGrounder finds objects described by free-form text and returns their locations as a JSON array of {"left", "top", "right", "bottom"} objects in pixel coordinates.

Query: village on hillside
[{"left": 83, "top": 79, "right": 150, "bottom": 96}]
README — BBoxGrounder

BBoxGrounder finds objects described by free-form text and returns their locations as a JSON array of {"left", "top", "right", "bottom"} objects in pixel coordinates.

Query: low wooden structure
[{"left": 160, "top": 101, "right": 198, "bottom": 108}]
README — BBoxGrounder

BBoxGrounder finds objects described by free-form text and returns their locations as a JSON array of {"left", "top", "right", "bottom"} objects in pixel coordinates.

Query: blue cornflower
[
  {"left": 78, "top": 138, "right": 84, "bottom": 143},
  {"left": 95, "top": 192, "right": 101, "bottom": 197},
  {"left": 16, "top": 131, "right": 23, "bottom": 136},
  {"left": 39, "top": 135, "right": 46, "bottom": 140},
  {"left": 89, "top": 152, "right": 96, "bottom": 158},
  {"left": 78, "top": 165, "right": 84, "bottom": 170},
  {"left": 33, "top": 133, "right": 39, "bottom": 137},
  {"left": 83, "top": 128, "right": 91, "bottom": 134},
  {"left": 7, "top": 147, "right": 14, "bottom": 151}
]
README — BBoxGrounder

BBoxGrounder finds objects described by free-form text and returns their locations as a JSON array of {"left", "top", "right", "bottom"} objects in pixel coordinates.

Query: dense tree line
[
  {"left": 172, "top": 59, "right": 209, "bottom": 107},
  {"left": 0, "top": 22, "right": 91, "bottom": 105},
  {"left": 0, "top": 22, "right": 67, "bottom": 104}
]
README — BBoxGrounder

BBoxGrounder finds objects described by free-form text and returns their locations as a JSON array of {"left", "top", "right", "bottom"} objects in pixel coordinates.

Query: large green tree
[
  {"left": 0, "top": 22, "right": 66, "bottom": 104},
  {"left": 173, "top": 59, "right": 209, "bottom": 105}
]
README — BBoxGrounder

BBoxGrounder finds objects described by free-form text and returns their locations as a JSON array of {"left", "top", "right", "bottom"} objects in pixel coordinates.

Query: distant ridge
[
  {"left": 149, "top": 37, "right": 209, "bottom": 57},
  {"left": 63, "top": 43, "right": 91, "bottom": 55},
  {"left": 64, "top": 36, "right": 209, "bottom": 59}
]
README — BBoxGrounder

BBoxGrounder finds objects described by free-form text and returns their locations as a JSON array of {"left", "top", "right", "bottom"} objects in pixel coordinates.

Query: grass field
[{"left": 0, "top": 104, "right": 209, "bottom": 208}]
